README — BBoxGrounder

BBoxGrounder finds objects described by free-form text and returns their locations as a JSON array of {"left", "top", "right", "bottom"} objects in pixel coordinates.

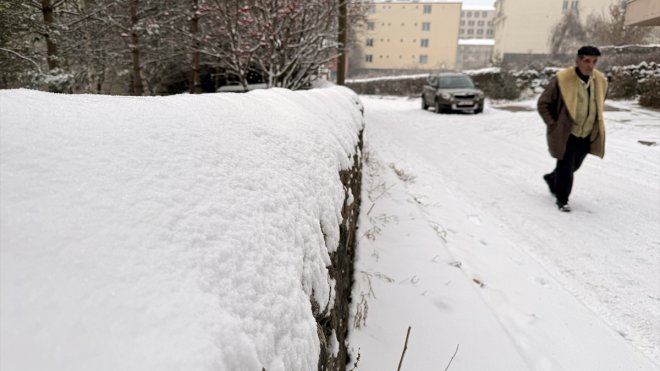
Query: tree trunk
[
  {"left": 190, "top": 0, "right": 201, "bottom": 94},
  {"left": 336, "top": 0, "right": 347, "bottom": 85},
  {"left": 41, "top": 0, "right": 58, "bottom": 71},
  {"left": 130, "top": 0, "right": 143, "bottom": 95}
]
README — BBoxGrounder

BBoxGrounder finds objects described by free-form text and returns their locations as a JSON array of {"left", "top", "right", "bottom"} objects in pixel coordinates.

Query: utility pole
[{"left": 336, "top": 0, "right": 347, "bottom": 85}]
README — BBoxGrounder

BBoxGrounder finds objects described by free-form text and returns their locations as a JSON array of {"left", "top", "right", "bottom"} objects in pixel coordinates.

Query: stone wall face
[{"left": 316, "top": 132, "right": 363, "bottom": 371}]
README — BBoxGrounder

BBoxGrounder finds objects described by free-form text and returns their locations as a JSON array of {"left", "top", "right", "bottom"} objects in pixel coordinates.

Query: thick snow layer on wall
[{"left": 0, "top": 86, "right": 364, "bottom": 371}]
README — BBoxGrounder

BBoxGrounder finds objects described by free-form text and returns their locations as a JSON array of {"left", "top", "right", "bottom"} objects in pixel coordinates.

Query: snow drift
[{"left": 0, "top": 86, "right": 364, "bottom": 371}]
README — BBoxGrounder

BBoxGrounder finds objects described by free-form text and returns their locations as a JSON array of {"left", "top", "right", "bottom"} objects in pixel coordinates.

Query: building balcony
[{"left": 625, "top": 0, "right": 660, "bottom": 26}]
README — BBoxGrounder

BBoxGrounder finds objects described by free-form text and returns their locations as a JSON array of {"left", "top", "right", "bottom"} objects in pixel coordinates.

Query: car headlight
[
  {"left": 440, "top": 92, "right": 452, "bottom": 100},
  {"left": 477, "top": 91, "right": 484, "bottom": 99}
]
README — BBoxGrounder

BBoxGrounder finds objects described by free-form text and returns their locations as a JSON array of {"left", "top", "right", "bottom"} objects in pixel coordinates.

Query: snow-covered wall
[{"left": 0, "top": 86, "right": 365, "bottom": 371}]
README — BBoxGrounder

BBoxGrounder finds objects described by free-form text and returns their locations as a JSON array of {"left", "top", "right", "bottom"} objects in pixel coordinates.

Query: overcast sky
[{"left": 461, "top": 0, "right": 496, "bottom": 8}]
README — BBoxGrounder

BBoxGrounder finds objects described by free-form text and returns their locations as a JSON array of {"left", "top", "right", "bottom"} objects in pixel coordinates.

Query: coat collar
[{"left": 556, "top": 66, "right": 606, "bottom": 123}]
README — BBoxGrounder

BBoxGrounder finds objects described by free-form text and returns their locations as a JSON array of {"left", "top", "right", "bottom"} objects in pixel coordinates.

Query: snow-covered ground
[
  {"left": 349, "top": 96, "right": 659, "bottom": 370},
  {"left": 2, "top": 86, "right": 658, "bottom": 371},
  {"left": 0, "top": 87, "right": 364, "bottom": 371}
]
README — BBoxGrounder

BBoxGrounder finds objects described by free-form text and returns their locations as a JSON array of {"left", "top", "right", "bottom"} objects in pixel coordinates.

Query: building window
[
  {"left": 488, "top": 21, "right": 494, "bottom": 26},
  {"left": 571, "top": 1, "right": 579, "bottom": 10},
  {"left": 487, "top": 29, "right": 494, "bottom": 35},
  {"left": 366, "top": 38, "right": 373, "bottom": 47},
  {"left": 423, "top": 4, "right": 432, "bottom": 14},
  {"left": 477, "top": 29, "right": 484, "bottom": 35},
  {"left": 467, "top": 29, "right": 474, "bottom": 35},
  {"left": 468, "top": 20, "right": 475, "bottom": 26},
  {"left": 563, "top": 1, "right": 568, "bottom": 10},
  {"left": 368, "top": 5, "right": 375, "bottom": 13},
  {"left": 366, "top": 55, "right": 373, "bottom": 63},
  {"left": 460, "top": 20, "right": 465, "bottom": 26},
  {"left": 367, "top": 22, "right": 374, "bottom": 31},
  {"left": 459, "top": 29, "right": 465, "bottom": 35},
  {"left": 481, "top": 11, "right": 487, "bottom": 17},
  {"left": 478, "top": 20, "right": 484, "bottom": 26},
  {"left": 420, "top": 55, "right": 428, "bottom": 64},
  {"left": 421, "top": 39, "right": 429, "bottom": 47},
  {"left": 467, "top": 11, "right": 472, "bottom": 17},
  {"left": 461, "top": 11, "right": 465, "bottom": 16},
  {"left": 422, "top": 22, "right": 430, "bottom": 31}
]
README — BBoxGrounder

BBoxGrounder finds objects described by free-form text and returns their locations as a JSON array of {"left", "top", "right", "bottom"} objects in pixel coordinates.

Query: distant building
[
  {"left": 625, "top": 0, "right": 660, "bottom": 26},
  {"left": 353, "top": 1, "right": 462, "bottom": 75},
  {"left": 456, "top": 39, "right": 495, "bottom": 70},
  {"left": 456, "top": 5, "right": 496, "bottom": 70},
  {"left": 493, "top": 0, "right": 617, "bottom": 64},
  {"left": 459, "top": 6, "right": 496, "bottom": 39}
]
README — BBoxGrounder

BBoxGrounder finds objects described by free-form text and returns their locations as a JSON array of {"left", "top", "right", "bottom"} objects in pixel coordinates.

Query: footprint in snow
[{"left": 535, "top": 277, "right": 549, "bottom": 286}]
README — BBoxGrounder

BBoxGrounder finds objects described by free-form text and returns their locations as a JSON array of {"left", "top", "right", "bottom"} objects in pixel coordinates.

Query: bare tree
[
  {"left": 336, "top": 0, "right": 347, "bottom": 85},
  {"left": 549, "top": 10, "right": 587, "bottom": 58},
  {"left": 0, "top": 0, "right": 43, "bottom": 88},
  {"left": 19, "top": 0, "right": 66, "bottom": 72},
  {"left": 2, "top": 0, "right": 368, "bottom": 93},
  {"left": 250, "top": 0, "right": 341, "bottom": 89},
  {"left": 197, "top": 0, "right": 261, "bottom": 90},
  {"left": 189, "top": 0, "right": 201, "bottom": 93},
  {"left": 585, "top": 3, "right": 650, "bottom": 46}
]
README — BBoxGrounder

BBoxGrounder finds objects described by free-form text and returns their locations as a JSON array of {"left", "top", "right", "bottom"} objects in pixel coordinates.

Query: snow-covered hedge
[
  {"left": 0, "top": 86, "right": 365, "bottom": 371},
  {"left": 347, "top": 62, "right": 660, "bottom": 107}
]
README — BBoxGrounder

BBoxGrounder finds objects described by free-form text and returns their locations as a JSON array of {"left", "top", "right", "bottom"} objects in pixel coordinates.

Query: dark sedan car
[{"left": 421, "top": 72, "right": 485, "bottom": 114}]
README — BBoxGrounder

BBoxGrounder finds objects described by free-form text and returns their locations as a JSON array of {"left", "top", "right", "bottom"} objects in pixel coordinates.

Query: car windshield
[{"left": 439, "top": 75, "right": 474, "bottom": 89}]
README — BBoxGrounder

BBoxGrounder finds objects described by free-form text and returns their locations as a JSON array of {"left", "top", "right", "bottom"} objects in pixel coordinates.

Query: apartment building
[
  {"left": 493, "top": 0, "right": 617, "bottom": 63},
  {"left": 459, "top": 6, "right": 496, "bottom": 39},
  {"left": 354, "top": 1, "right": 462, "bottom": 74},
  {"left": 456, "top": 6, "right": 496, "bottom": 70}
]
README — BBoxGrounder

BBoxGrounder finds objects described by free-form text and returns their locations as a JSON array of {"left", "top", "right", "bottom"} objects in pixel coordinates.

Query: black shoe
[
  {"left": 556, "top": 202, "right": 571, "bottom": 212},
  {"left": 543, "top": 174, "right": 555, "bottom": 195}
]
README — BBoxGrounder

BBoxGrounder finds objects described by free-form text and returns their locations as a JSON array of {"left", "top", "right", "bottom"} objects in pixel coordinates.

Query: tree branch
[
  {"left": 444, "top": 344, "right": 460, "bottom": 371},
  {"left": 0, "top": 48, "right": 43, "bottom": 74},
  {"left": 397, "top": 326, "right": 412, "bottom": 371}
]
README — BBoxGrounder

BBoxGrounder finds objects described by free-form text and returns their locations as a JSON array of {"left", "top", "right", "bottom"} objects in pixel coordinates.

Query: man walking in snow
[{"left": 537, "top": 46, "right": 608, "bottom": 212}]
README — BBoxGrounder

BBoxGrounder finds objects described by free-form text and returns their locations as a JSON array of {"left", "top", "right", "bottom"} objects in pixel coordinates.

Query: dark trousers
[{"left": 547, "top": 135, "right": 591, "bottom": 204}]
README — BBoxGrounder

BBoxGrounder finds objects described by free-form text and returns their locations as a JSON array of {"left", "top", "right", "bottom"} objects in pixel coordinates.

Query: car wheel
[
  {"left": 421, "top": 95, "right": 429, "bottom": 110},
  {"left": 435, "top": 99, "right": 443, "bottom": 114},
  {"left": 475, "top": 106, "right": 483, "bottom": 114}
]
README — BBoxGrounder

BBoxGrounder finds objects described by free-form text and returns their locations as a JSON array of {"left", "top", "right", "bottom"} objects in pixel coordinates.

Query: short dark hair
[{"left": 577, "top": 46, "right": 601, "bottom": 57}]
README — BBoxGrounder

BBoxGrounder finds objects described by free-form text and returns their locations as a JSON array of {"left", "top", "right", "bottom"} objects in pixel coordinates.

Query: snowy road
[{"left": 349, "top": 96, "right": 659, "bottom": 370}]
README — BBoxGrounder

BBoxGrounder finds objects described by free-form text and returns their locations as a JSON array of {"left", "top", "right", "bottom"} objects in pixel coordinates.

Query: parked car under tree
[{"left": 421, "top": 72, "right": 485, "bottom": 114}]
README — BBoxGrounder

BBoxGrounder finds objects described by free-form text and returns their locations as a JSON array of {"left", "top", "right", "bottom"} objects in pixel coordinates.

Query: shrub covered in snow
[
  {"left": 347, "top": 62, "right": 660, "bottom": 106},
  {"left": 607, "top": 61, "right": 660, "bottom": 103},
  {"left": 638, "top": 75, "right": 660, "bottom": 109},
  {"left": 468, "top": 68, "right": 520, "bottom": 100}
]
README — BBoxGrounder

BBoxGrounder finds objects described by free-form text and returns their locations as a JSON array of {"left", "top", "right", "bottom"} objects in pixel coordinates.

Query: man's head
[{"left": 575, "top": 46, "right": 601, "bottom": 76}]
